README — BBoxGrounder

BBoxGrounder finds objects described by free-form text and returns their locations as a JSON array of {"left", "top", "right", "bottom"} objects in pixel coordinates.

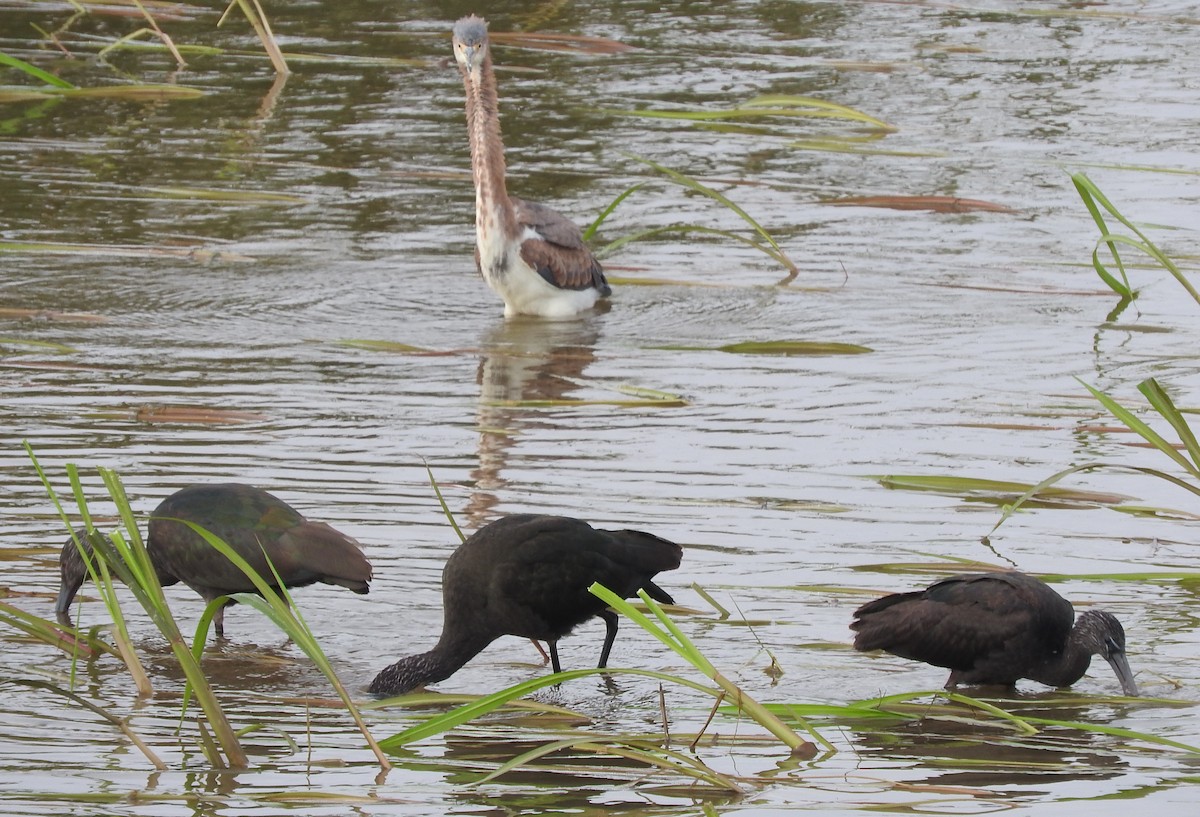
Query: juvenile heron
[
  {"left": 57, "top": 483, "right": 372, "bottom": 637},
  {"left": 368, "top": 514, "right": 681, "bottom": 696},
  {"left": 451, "top": 15, "right": 610, "bottom": 318},
  {"left": 851, "top": 571, "right": 1139, "bottom": 696}
]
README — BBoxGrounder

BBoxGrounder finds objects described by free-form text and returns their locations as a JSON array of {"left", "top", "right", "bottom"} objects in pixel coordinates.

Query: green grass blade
[
  {"left": 1071, "top": 172, "right": 1132, "bottom": 297},
  {"left": 624, "top": 154, "right": 796, "bottom": 273},
  {"left": 1138, "top": 378, "right": 1200, "bottom": 471},
  {"left": 378, "top": 666, "right": 721, "bottom": 750},
  {"left": 424, "top": 462, "right": 465, "bottom": 544},
  {"left": 0, "top": 51, "right": 75, "bottom": 88},
  {"left": 1081, "top": 379, "right": 1200, "bottom": 479},
  {"left": 596, "top": 223, "right": 787, "bottom": 267},
  {"left": 584, "top": 182, "right": 647, "bottom": 241},
  {"left": 1018, "top": 714, "right": 1200, "bottom": 754},
  {"left": 176, "top": 520, "right": 389, "bottom": 770},
  {"left": 590, "top": 583, "right": 816, "bottom": 757}
]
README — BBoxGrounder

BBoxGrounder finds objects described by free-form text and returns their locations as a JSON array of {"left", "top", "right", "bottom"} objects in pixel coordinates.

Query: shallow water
[{"left": 2, "top": 0, "right": 1200, "bottom": 813}]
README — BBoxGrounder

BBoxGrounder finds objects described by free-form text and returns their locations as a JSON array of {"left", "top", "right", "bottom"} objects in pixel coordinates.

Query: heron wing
[{"left": 513, "top": 196, "right": 609, "bottom": 292}]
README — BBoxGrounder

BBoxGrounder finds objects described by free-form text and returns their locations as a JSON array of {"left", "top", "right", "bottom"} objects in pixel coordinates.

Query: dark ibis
[
  {"left": 851, "top": 571, "right": 1139, "bottom": 696},
  {"left": 57, "top": 483, "right": 372, "bottom": 636},
  {"left": 368, "top": 514, "right": 681, "bottom": 695}
]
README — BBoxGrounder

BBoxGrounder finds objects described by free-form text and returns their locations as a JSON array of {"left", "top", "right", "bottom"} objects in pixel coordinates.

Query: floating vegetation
[
  {"left": 0, "top": 48, "right": 206, "bottom": 100},
  {"left": 653, "top": 339, "right": 872, "bottom": 356},
  {"left": 821, "top": 195, "right": 1018, "bottom": 214},
  {"left": 128, "top": 405, "right": 267, "bottom": 425},
  {"left": 490, "top": 30, "right": 637, "bottom": 55},
  {"left": 761, "top": 691, "right": 1199, "bottom": 754},
  {"left": 878, "top": 474, "right": 1135, "bottom": 507},
  {"left": 0, "top": 308, "right": 108, "bottom": 324},
  {"left": 0, "top": 338, "right": 77, "bottom": 355},
  {"left": 0, "top": 240, "right": 251, "bottom": 262},
  {"left": 334, "top": 339, "right": 443, "bottom": 354},
  {"left": 607, "top": 94, "right": 892, "bottom": 132}
]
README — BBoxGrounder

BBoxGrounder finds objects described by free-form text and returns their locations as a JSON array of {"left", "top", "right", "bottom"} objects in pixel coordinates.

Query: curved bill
[{"left": 1103, "top": 649, "right": 1140, "bottom": 697}]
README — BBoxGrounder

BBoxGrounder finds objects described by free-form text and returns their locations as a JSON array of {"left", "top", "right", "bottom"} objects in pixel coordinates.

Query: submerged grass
[
  {"left": 764, "top": 690, "right": 1200, "bottom": 755},
  {"left": 585, "top": 155, "right": 799, "bottom": 283}
]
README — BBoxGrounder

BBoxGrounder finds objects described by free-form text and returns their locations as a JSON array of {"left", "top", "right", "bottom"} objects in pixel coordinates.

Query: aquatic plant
[
  {"left": 992, "top": 377, "right": 1200, "bottom": 533},
  {"left": 1071, "top": 172, "right": 1199, "bottom": 308},
  {"left": 585, "top": 155, "right": 799, "bottom": 284},
  {"left": 26, "top": 446, "right": 388, "bottom": 771}
]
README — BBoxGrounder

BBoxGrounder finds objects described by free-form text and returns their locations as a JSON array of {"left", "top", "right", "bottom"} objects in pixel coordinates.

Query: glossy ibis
[
  {"left": 368, "top": 514, "right": 681, "bottom": 695},
  {"left": 57, "top": 483, "right": 372, "bottom": 636},
  {"left": 851, "top": 571, "right": 1139, "bottom": 696},
  {"left": 451, "top": 15, "right": 610, "bottom": 317}
]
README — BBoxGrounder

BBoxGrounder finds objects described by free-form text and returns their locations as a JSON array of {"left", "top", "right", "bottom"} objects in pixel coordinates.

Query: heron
[
  {"left": 368, "top": 514, "right": 681, "bottom": 696},
  {"left": 851, "top": 571, "right": 1139, "bottom": 696},
  {"left": 451, "top": 14, "right": 611, "bottom": 318},
  {"left": 57, "top": 483, "right": 372, "bottom": 637}
]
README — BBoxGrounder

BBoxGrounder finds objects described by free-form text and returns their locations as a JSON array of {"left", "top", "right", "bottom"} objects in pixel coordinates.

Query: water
[{"left": 2, "top": 0, "right": 1199, "bottom": 813}]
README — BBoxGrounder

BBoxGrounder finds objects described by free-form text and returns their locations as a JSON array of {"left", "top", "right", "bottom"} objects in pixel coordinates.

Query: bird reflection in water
[{"left": 465, "top": 316, "right": 603, "bottom": 527}]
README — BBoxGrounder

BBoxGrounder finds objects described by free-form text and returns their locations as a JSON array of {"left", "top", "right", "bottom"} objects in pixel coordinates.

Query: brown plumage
[
  {"left": 452, "top": 14, "right": 610, "bottom": 318},
  {"left": 851, "top": 571, "right": 1139, "bottom": 696},
  {"left": 56, "top": 483, "right": 372, "bottom": 637},
  {"left": 368, "top": 514, "right": 681, "bottom": 696}
]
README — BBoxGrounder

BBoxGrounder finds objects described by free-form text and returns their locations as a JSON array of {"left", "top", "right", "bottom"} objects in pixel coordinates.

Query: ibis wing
[{"left": 853, "top": 575, "right": 1040, "bottom": 671}]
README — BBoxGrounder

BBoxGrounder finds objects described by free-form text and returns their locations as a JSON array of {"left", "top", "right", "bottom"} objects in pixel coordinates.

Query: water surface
[{"left": 2, "top": 1, "right": 1199, "bottom": 814}]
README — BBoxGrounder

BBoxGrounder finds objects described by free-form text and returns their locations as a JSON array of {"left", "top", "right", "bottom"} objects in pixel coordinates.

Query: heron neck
[{"left": 464, "top": 55, "right": 517, "bottom": 241}]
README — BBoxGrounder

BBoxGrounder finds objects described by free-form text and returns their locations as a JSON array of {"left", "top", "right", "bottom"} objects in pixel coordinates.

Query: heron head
[{"left": 452, "top": 15, "right": 490, "bottom": 75}]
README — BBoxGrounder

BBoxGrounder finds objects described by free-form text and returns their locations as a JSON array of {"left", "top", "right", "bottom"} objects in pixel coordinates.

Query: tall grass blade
[
  {"left": 177, "top": 521, "right": 390, "bottom": 772},
  {"left": 583, "top": 182, "right": 647, "bottom": 241},
  {"left": 220, "top": 0, "right": 290, "bottom": 75},
  {"left": 424, "top": 462, "right": 465, "bottom": 544},
  {"left": 590, "top": 583, "right": 818, "bottom": 757},
  {"left": 1071, "top": 173, "right": 1132, "bottom": 298},
  {"left": 26, "top": 447, "right": 153, "bottom": 696},
  {"left": 26, "top": 448, "right": 249, "bottom": 767},
  {"left": 1071, "top": 172, "right": 1200, "bottom": 306},
  {"left": 1137, "top": 378, "right": 1200, "bottom": 472},
  {"left": 1080, "top": 379, "right": 1200, "bottom": 479}
]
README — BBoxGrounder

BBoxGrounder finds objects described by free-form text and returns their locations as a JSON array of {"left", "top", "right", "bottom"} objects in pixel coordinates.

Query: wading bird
[
  {"left": 851, "top": 571, "right": 1139, "bottom": 696},
  {"left": 57, "top": 483, "right": 372, "bottom": 637},
  {"left": 368, "top": 514, "right": 681, "bottom": 695},
  {"left": 451, "top": 14, "right": 610, "bottom": 318}
]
